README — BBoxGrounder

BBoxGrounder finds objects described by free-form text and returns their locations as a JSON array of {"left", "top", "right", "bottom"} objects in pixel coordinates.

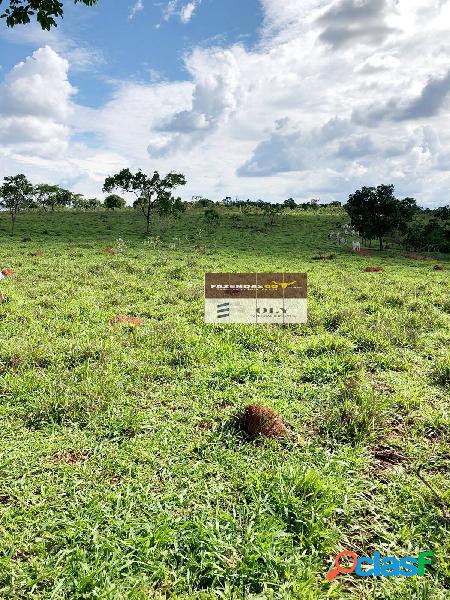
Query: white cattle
[{"left": 352, "top": 241, "right": 361, "bottom": 252}]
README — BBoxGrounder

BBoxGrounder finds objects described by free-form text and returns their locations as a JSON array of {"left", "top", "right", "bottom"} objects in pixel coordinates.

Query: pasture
[{"left": 0, "top": 207, "right": 449, "bottom": 599}]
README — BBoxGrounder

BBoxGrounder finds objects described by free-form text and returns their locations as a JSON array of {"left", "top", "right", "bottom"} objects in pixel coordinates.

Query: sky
[{"left": 1, "top": 0, "right": 450, "bottom": 206}]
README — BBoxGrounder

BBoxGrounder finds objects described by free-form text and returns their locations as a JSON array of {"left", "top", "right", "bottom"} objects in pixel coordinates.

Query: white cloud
[
  {"left": 0, "top": 46, "right": 75, "bottom": 157},
  {"left": 163, "top": 0, "right": 178, "bottom": 21},
  {"left": 162, "top": 0, "right": 202, "bottom": 24},
  {"left": 180, "top": 1, "right": 201, "bottom": 23},
  {"left": 129, "top": 0, "right": 144, "bottom": 20}
]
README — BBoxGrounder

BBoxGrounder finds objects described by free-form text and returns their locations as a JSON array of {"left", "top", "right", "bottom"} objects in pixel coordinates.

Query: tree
[
  {"left": 404, "top": 219, "right": 449, "bottom": 253},
  {"left": 435, "top": 205, "right": 450, "bottom": 221},
  {"left": 192, "top": 196, "right": 213, "bottom": 208},
  {"left": 284, "top": 198, "right": 296, "bottom": 209},
  {"left": 103, "top": 169, "right": 186, "bottom": 234},
  {"left": 0, "top": 174, "right": 34, "bottom": 234},
  {"left": 0, "top": 0, "right": 97, "bottom": 30},
  {"left": 69, "top": 194, "right": 100, "bottom": 210},
  {"left": 345, "top": 184, "right": 417, "bottom": 250},
  {"left": 86, "top": 198, "right": 101, "bottom": 210},
  {"left": 404, "top": 205, "right": 450, "bottom": 253},
  {"left": 104, "top": 194, "right": 126, "bottom": 210},
  {"left": 34, "top": 183, "right": 72, "bottom": 211}
]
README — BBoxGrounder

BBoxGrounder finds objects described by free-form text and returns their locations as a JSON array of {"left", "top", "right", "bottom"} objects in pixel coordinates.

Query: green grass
[{"left": 0, "top": 207, "right": 449, "bottom": 599}]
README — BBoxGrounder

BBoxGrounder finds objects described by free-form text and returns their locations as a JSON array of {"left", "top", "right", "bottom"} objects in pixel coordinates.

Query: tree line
[
  {"left": 1, "top": 172, "right": 448, "bottom": 252},
  {"left": 0, "top": 170, "right": 187, "bottom": 235}
]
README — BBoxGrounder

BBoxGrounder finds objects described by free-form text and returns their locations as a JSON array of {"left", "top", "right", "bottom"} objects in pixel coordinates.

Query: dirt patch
[
  {"left": 357, "top": 249, "right": 372, "bottom": 257},
  {"left": 53, "top": 451, "right": 88, "bottom": 465},
  {"left": 364, "top": 267, "right": 384, "bottom": 273},
  {"left": 195, "top": 244, "right": 205, "bottom": 253},
  {"left": 0, "top": 494, "right": 15, "bottom": 505},
  {"left": 1, "top": 268, "right": 14, "bottom": 277},
  {"left": 238, "top": 404, "right": 289, "bottom": 439},
  {"left": 434, "top": 265, "right": 446, "bottom": 271},
  {"left": 30, "top": 252, "right": 43, "bottom": 257},
  {"left": 196, "top": 419, "right": 214, "bottom": 432},
  {"left": 103, "top": 248, "right": 117, "bottom": 255},
  {"left": 13, "top": 550, "right": 30, "bottom": 561},
  {"left": 8, "top": 354, "right": 21, "bottom": 369},
  {"left": 0, "top": 289, "right": 4, "bottom": 304},
  {"left": 110, "top": 315, "right": 144, "bottom": 327},
  {"left": 372, "top": 445, "right": 408, "bottom": 470}
]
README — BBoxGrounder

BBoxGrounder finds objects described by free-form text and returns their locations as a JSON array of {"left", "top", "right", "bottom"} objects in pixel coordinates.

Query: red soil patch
[
  {"left": 30, "top": 252, "right": 43, "bottom": 257},
  {"left": 1, "top": 268, "right": 14, "bottom": 277},
  {"left": 433, "top": 265, "right": 446, "bottom": 271},
  {"left": 110, "top": 315, "right": 144, "bottom": 327},
  {"left": 357, "top": 249, "right": 371, "bottom": 257},
  {"left": 364, "top": 267, "right": 384, "bottom": 273},
  {"left": 239, "top": 404, "right": 289, "bottom": 439},
  {"left": 103, "top": 248, "right": 117, "bottom": 255}
]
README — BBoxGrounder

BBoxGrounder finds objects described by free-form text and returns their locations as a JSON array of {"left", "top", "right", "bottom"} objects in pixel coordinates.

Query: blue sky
[
  {"left": 1, "top": 0, "right": 450, "bottom": 206},
  {"left": 0, "top": 0, "right": 262, "bottom": 106}
]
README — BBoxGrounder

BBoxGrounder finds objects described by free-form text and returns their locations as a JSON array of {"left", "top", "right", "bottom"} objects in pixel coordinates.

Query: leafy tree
[
  {"left": 103, "top": 169, "right": 186, "bottom": 234},
  {"left": 404, "top": 208, "right": 449, "bottom": 253},
  {"left": 104, "top": 194, "right": 126, "bottom": 210},
  {"left": 71, "top": 193, "right": 87, "bottom": 209},
  {"left": 0, "top": 0, "right": 97, "bottom": 30},
  {"left": 345, "top": 184, "right": 417, "bottom": 250},
  {"left": 0, "top": 174, "right": 34, "bottom": 234},
  {"left": 70, "top": 194, "right": 100, "bottom": 210},
  {"left": 284, "top": 198, "right": 296, "bottom": 209},
  {"left": 34, "top": 183, "right": 72, "bottom": 211},
  {"left": 87, "top": 198, "right": 101, "bottom": 210},
  {"left": 435, "top": 205, "right": 450, "bottom": 221},
  {"left": 192, "top": 196, "right": 213, "bottom": 208}
]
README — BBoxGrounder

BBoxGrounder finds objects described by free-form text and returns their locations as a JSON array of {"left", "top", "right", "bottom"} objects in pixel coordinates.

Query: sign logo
[
  {"left": 267, "top": 281, "right": 296, "bottom": 290},
  {"left": 216, "top": 302, "right": 230, "bottom": 319},
  {"left": 205, "top": 273, "right": 308, "bottom": 324},
  {"left": 327, "top": 550, "right": 433, "bottom": 581},
  {"left": 256, "top": 307, "right": 287, "bottom": 315}
]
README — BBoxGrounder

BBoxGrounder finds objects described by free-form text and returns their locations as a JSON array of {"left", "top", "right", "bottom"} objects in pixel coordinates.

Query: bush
[{"left": 104, "top": 194, "right": 126, "bottom": 210}]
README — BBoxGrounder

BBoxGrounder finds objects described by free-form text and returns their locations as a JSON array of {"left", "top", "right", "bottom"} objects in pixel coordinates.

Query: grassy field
[{"left": 0, "top": 207, "right": 449, "bottom": 599}]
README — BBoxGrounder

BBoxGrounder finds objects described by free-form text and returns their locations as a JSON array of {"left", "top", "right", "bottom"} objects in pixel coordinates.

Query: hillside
[{"left": 0, "top": 208, "right": 449, "bottom": 599}]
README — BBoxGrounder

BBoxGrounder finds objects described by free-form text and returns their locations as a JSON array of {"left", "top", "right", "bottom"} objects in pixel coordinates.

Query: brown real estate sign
[{"left": 205, "top": 273, "right": 308, "bottom": 324}]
